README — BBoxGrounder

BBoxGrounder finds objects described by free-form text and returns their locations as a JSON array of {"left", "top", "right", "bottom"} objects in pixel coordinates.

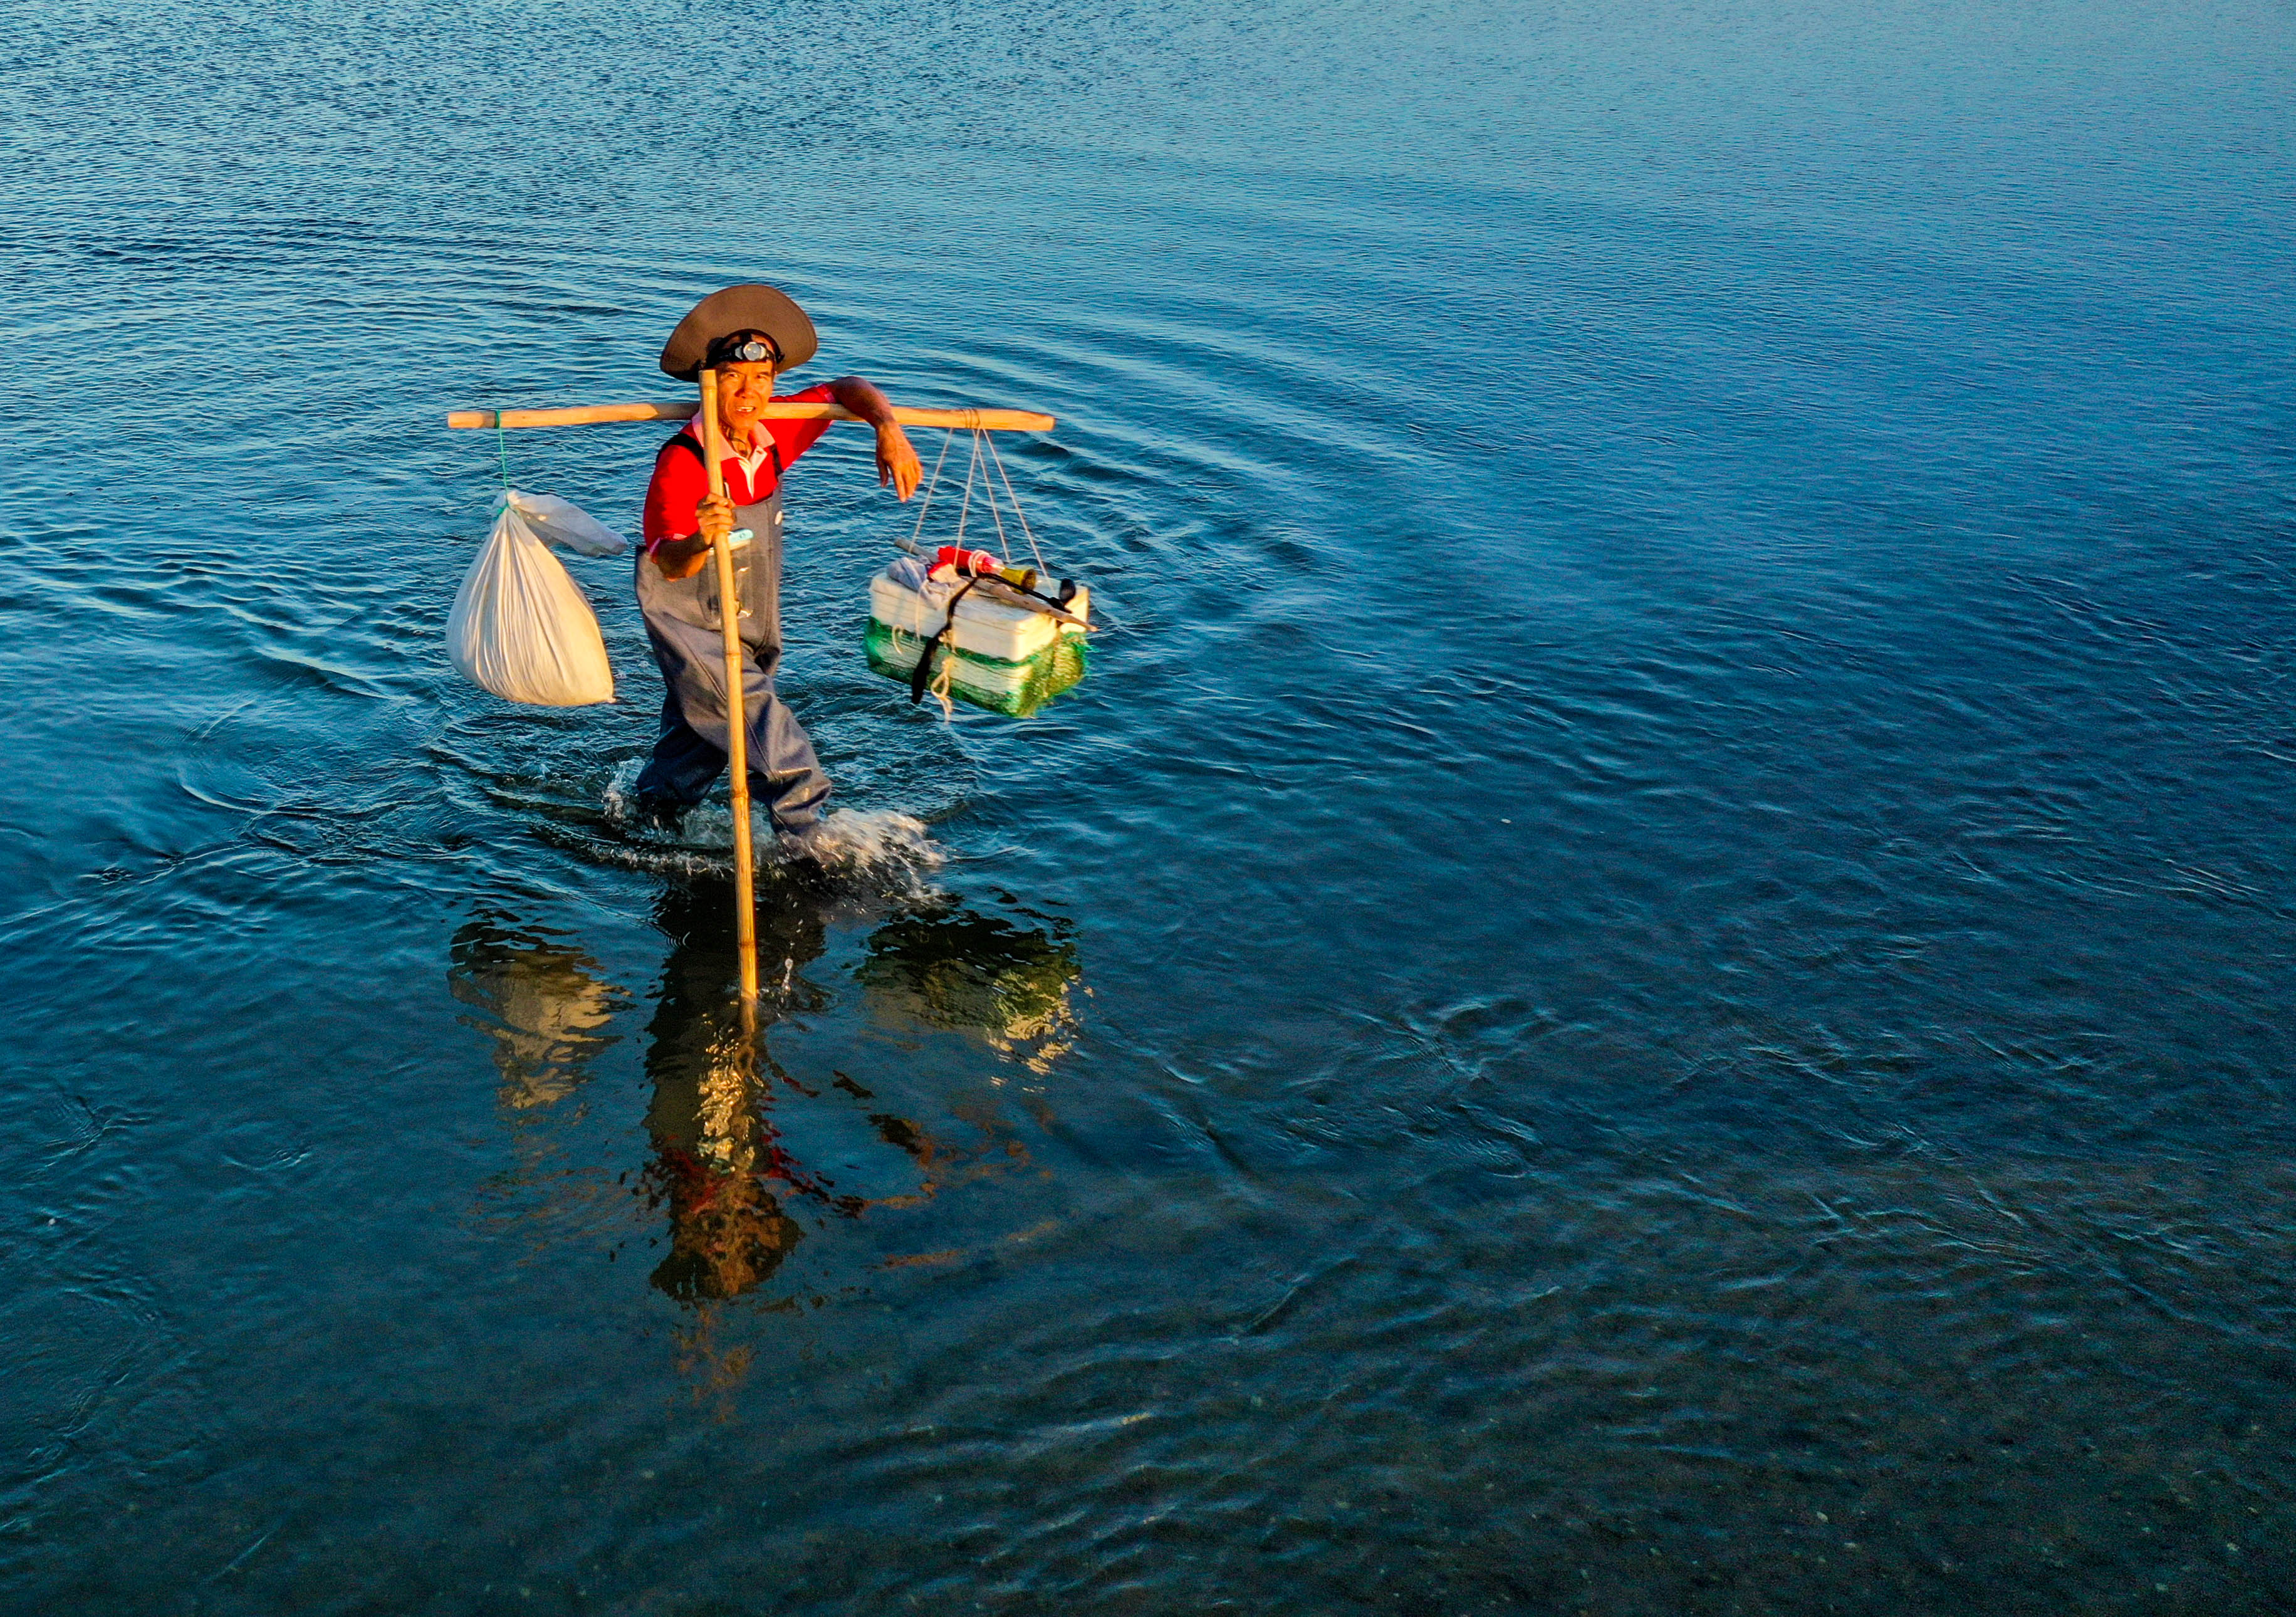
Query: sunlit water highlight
[{"left": 2, "top": 0, "right": 2293, "bottom": 1610}]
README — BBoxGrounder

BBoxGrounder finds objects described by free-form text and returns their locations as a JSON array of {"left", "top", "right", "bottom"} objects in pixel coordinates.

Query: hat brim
[{"left": 659, "top": 284, "right": 820, "bottom": 382}]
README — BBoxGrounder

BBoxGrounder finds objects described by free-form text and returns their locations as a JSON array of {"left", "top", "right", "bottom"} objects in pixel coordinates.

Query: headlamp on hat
[{"left": 704, "top": 330, "right": 783, "bottom": 369}]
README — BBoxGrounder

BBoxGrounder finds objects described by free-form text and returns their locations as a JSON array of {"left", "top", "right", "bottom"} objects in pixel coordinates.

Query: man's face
[{"left": 716, "top": 358, "right": 777, "bottom": 439}]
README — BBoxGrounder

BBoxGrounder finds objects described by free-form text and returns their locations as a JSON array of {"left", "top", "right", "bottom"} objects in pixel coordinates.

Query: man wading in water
[{"left": 631, "top": 283, "right": 922, "bottom": 852}]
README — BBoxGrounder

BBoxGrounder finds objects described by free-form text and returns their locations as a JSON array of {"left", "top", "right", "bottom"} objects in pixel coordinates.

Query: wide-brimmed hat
[{"left": 659, "top": 283, "right": 820, "bottom": 381}]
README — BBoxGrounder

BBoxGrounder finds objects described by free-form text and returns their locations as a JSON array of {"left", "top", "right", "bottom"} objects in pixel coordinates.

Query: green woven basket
[{"left": 864, "top": 619, "right": 1088, "bottom": 718}]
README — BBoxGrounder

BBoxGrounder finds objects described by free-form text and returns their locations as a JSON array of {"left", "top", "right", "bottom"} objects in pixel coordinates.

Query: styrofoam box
[{"left": 867, "top": 569, "right": 1090, "bottom": 665}]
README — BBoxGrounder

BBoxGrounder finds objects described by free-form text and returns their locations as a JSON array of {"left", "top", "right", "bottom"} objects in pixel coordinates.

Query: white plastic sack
[
  {"left": 447, "top": 493, "right": 617, "bottom": 706},
  {"left": 504, "top": 489, "right": 629, "bottom": 558}
]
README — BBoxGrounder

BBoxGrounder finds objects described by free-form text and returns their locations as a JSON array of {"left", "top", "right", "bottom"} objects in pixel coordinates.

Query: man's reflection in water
[
  {"left": 449, "top": 876, "right": 1085, "bottom": 1306},
  {"left": 639, "top": 873, "right": 830, "bottom": 1302}
]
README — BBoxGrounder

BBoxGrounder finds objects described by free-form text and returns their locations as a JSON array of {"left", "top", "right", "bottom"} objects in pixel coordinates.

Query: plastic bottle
[{"left": 935, "top": 545, "right": 1002, "bottom": 577}]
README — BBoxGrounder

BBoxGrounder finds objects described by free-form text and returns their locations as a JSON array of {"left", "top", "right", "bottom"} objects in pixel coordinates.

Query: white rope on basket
[
  {"left": 983, "top": 430, "right": 1048, "bottom": 577},
  {"left": 952, "top": 430, "right": 981, "bottom": 557},
  {"left": 903, "top": 423, "right": 1046, "bottom": 572},
  {"left": 973, "top": 429, "right": 1014, "bottom": 568},
  {"left": 929, "top": 641, "right": 958, "bottom": 722}
]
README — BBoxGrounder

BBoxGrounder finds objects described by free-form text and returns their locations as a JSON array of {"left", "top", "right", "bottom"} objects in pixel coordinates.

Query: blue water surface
[{"left": 2, "top": 0, "right": 2293, "bottom": 1610}]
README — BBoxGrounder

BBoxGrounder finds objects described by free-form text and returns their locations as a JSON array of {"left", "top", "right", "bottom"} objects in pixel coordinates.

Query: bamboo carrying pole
[
  {"left": 447, "top": 401, "right": 1054, "bottom": 432},
  {"left": 697, "top": 369, "right": 760, "bottom": 1005}
]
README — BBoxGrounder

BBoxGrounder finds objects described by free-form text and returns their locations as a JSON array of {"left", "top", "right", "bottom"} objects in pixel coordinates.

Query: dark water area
[{"left": 4, "top": 0, "right": 2295, "bottom": 1609}]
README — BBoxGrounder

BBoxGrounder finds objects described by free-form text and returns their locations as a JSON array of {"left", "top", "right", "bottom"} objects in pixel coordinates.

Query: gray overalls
[{"left": 632, "top": 435, "right": 830, "bottom": 830}]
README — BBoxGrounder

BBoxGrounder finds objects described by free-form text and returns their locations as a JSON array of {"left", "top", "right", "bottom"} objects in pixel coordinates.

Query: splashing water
[
  {"left": 782, "top": 808, "right": 943, "bottom": 879},
  {"left": 601, "top": 763, "right": 942, "bottom": 891}
]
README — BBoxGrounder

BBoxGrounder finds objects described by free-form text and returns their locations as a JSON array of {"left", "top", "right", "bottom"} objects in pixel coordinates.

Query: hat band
[{"left": 705, "top": 331, "right": 782, "bottom": 367}]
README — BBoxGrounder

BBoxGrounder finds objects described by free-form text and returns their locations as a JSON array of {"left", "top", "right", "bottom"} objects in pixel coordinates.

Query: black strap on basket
[{"left": 910, "top": 577, "right": 983, "bottom": 706}]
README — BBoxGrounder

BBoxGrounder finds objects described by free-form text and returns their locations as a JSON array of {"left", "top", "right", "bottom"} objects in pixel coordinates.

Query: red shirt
[{"left": 641, "top": 384, "right": 837, "bottom": 554}]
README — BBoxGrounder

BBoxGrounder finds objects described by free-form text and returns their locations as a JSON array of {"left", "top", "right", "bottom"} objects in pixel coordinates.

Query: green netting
[{"left": 864, "top": 619, "right": 1088, "bottom": 718}]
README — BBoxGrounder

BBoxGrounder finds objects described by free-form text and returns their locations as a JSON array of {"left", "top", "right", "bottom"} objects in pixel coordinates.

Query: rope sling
[{"left": 891, "top": 427, "right": 1052, "bottom": 720}]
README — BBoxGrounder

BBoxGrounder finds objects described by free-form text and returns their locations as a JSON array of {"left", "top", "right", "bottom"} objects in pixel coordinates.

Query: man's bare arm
[
  {"left": 827, "top": 375, "right": 922, "bottom": 501},
  {"left": 651, "top": 495, "right": 736, "bottom": 580}
]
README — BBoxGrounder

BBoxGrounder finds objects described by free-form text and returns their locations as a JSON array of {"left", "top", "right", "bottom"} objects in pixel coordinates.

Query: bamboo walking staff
[
  {"left": 447, "top": 401, "right": 1054, "bottom": 432},
  {"left": 697, "top": 369, "right": 760, "bottom": 1006}
]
